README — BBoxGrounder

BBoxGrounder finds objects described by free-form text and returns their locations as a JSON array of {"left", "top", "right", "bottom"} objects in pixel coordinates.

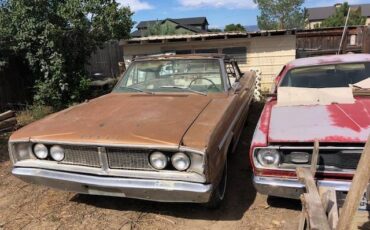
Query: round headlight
[
  {"left": 171, "top": 152, "right": 190, "bottom": 171},
  {"left": 257, "top": 149, "right": 281, "bottom": 167},
  {"left": 50, "top": 145, "right": 65, "bottom": 161},
  {"left": 149, "top": 151, "right": 168, "bottom": 170},
  {"left": 33, "top": 144, "right": 48, "bottom": 159}
]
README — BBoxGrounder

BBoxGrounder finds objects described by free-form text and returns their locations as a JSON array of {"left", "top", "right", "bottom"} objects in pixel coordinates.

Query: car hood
[
  {"left": 11, "top": 93, "right": 212, "bottom": 147},
  {"left": 268, "top": 97, "right": 370, "bottom": 143}
]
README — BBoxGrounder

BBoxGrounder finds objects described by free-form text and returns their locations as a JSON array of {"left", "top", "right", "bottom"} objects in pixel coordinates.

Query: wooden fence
[
  {"left": 85, "top": 40, "right": 123, "bottom": 78},
  {"left": 296, "top": 26, "right": 370, "bottom": 58},
  {"left": 0, "top": 41, "right": 123, "bottom": 109},
  {"left": 0, "top": 57, "right": 33, "bottom": 110}
]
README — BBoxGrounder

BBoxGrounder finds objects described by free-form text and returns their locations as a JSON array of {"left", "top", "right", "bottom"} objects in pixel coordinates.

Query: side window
[{"left": 225, "top": 62, "right": 238, "bottom": 87}]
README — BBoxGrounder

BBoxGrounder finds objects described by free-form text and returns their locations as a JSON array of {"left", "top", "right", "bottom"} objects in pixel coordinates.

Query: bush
[{"left": 0, "top": 0, "right": 133, "bottom": 108}]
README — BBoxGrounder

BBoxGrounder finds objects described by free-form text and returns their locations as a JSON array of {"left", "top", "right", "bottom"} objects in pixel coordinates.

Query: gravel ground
[{"left": 0, "top": 103, "right": 368, "bottom": 230}]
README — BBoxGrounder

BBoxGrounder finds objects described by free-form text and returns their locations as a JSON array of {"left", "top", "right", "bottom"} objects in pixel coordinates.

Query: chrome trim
[
  {"left": 252, "top": 146, "right": 363, "bottom": 174},
  {"left": 253, "top": 175, "right": 359, "bottom": 199},
  {"left": 8, "top": 142, "right": 16, "bottom": 164},
  {"left": 98, "top": 147, "right": 109, "bottom": 173},
  {"left": 219, "top": 58, "right": 229, "bottom": 92},
  {"left": 9, "top": 141, "right": 207, "bottom": 182},
  {"left": 279, "top": 146, "right": 364, "bottom": 150},
  {"left": 13, "top": 160, "right": 206, "bottom": 183},
  {"left": 13, "top": 167, "right": 212, "bottom": 203},
  {"left": 9, "top": 140, "right": 206, "bottom": 155},
  {"left": 28, "top": 139, "right": 180, "bottom": 150},
  {"left": 218, "top": 89, "right": 252, "bottom": 151}
]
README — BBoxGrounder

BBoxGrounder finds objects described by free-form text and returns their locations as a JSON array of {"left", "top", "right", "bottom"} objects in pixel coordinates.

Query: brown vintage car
[{"left": 8, "top": 54, "right": 255, "bottom": 207}]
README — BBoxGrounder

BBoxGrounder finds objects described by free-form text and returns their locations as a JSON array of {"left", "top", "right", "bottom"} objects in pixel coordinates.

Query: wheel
[{"left": 204, "top": 160, "right": 228, "bottom": 209}]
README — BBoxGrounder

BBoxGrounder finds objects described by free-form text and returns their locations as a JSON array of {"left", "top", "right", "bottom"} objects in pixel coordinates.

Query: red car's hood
[{"left": 268, "top": 97, "right": 370, "bottom": 143}]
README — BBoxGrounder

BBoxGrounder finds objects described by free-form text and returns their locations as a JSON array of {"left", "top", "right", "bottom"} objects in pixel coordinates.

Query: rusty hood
[
  {"left": 11, "top": 93, "right": 212, "bottom": 147},
  {"left": 268, "top": 97, "right": 370, "bottom": 143}
]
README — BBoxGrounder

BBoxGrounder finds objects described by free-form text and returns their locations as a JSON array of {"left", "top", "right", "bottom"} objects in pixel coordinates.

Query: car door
[{"left": 226, "top": 61, "right": 255, "bottom": 152}]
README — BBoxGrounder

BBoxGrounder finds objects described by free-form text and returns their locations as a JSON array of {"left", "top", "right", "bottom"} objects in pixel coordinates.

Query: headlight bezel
[
  {"left": 148, "top": 149, "right": 204, "bottom": 173},
  {"left": 254, "top": 147, "right": 282, "bottom": 168},
  {"left": 33, "top": 143, "right": 49, "bottom": 159},
  {"left": 171, "top": 152, "right": 191, "bottom": 171},
  {"left": 149, "top": 151, "right": 169, "bottom": 170},
  {"left": 50, "top": 145, "right": 65, "bottom": 162}
]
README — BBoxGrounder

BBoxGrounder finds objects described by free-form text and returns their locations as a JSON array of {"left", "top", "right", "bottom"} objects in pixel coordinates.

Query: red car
[{"left": 250, "top": 54, "right": 370, "bottom": 208}]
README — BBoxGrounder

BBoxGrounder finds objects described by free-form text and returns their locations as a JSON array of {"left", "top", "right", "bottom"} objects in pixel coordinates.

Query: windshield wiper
[
  {"left": 123, "top": 86, "right": 154, "bottom": 95},
  {"left": 160, "top": 86, "right": 207, "bottom": 96}
]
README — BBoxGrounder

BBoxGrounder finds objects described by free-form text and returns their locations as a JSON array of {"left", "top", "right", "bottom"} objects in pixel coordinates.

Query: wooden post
[
  {"left": 297, "top": 168, "right": 331, "bottom": 230},
  {"left": 311, "top": 140, "right": 319, "bottom": 175},
  {"left": 0, "top": 117, "right": 17, "bottom": 130},
  {"left": 0, "top": 110, "right": 15, "bottom": 121},
  {"left": 319, "top": 187, "right": 339, "bottom": 229},
  {"left": 298, "top": 139, "right": 320, "bottom": 230},
  {"left": 337, "top": 136, "right": 370, "bottom": 230}
]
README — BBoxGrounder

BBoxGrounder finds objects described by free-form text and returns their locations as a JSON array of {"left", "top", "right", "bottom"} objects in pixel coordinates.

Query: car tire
[{"left": 204, "top": 160, "right": 228, "bottom": 209}]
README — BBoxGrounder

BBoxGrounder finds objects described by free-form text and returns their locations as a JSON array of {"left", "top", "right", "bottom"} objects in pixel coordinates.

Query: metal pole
[{"left": 337, "top": 7, "right": 351, "bottom": 54}]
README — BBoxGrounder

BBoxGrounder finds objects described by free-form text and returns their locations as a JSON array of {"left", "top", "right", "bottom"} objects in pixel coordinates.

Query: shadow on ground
[
  {"left": 71, "top": 103, "right": 265, "bottom": 221},
  {"left": 267, "top": 197, "right": 301, "bottom": 211},
  {"left": 0, "top": 134, "right": 10, "bottom": 163}
]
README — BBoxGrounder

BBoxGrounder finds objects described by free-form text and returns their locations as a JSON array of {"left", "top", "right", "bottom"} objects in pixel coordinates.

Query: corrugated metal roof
[{"left": 124, "top": 30, "right": 292, "bottom": 43}]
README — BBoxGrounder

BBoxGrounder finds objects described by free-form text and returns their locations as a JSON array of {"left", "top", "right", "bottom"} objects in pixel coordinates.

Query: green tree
[
  {"left": 320, "top": 2, "right": 366, "bottom": 28},
  {"left": 208, "top": 28, "right": 222, "bottom": 32},
  {"left": 254, "top": 0, "right": 306, "bottom": 30},
  {"left": 0, "top": 0, "right": 133, "bottom": 107},
  {"left": 146, "top": 21, "right": 177, "bottom": 36},
  {"left": 224, "top": 24, "right": 246, "bottom": 32}
]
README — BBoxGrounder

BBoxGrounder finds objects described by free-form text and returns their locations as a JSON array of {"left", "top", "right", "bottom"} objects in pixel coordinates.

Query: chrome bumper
[
  {"left": 253, "top": 175, "right": 353, "bottom": 199},
  {"left": 12, "top": 167, "right": 213, "bottom": 203}
]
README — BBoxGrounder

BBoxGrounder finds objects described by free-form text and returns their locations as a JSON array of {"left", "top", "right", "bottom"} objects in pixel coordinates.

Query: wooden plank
[
  {"left": 0, "top": 117, "right": 17, "bottom": 130},
  {"left": 0, "top": 110, "right": 15, "bottom": 122},
  {"left": 297, "top": 168, "right": 331, "bottom": 230},
  {"left": 337, "top": 136, "right": 370, "bottom": 230},
  {"left": 298, "top": 140, "right": 321, "bottom": 230},
  {"left": 311, "top": 140, "right": 320, "bottom": 175},
  {"left": 319, "top": 187, "right": 339, "bottom": 230}
]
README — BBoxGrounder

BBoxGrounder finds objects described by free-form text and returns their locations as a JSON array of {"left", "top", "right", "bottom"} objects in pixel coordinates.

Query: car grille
[
  {"left": 282, "top": 148, "right": 363, "bottom": 170},
  {"left": 61, "top": 146, "right": 101, "bottom": 167},
  {"left": 59, "top": 145, "right": 153, "bottom": 170},
  {"left": 106, "top": 148, "right": 152, "bottom": 170}
]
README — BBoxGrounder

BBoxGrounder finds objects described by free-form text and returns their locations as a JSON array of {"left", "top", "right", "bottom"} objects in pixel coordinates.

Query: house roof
[
  {"left": 308, "top": 3, "right": 370, "bottom": 21},
  {"left": 130, "top": 30, "right": 143, "bottom": 37},
  {"left": 136, "top": 17, "right": 208, "bottom": 29},
  {"left": 130, "top": 19, "right": 206, "bottom": 38}
]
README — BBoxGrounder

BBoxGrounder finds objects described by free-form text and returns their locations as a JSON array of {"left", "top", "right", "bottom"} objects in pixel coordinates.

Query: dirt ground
[{"left": 0, "top": 103, "right": 368, "bottom": 230}]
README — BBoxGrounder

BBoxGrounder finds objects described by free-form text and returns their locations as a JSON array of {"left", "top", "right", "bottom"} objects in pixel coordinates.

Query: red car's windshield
[{"left": 280, "top": 62, "right": 370, "bottom": 88}]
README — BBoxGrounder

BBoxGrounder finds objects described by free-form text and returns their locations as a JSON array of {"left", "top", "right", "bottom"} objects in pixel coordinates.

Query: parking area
[{"left": 0, "top": 103, "right": 333, "bottom": 229}]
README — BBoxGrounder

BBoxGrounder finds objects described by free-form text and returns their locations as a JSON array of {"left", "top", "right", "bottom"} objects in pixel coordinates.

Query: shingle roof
[
  {"left": 136, "top": 17, "right": 208, "bottom": 29},
  {"left": 308, "top": 4, "right": 370, "bottom": 21},
  {"left": 130, "top": 30, "right": 143, "bottom": 37}
]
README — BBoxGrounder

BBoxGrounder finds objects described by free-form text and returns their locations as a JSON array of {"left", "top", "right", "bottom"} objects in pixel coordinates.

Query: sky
[{"left": 117, "top": 0, "right": 370, "bottom": 29}]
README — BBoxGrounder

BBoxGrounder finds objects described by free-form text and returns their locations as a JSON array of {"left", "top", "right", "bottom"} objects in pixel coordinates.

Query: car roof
[
  {"left": 287, "top": 54, "right": 370, "bottom": 68},
  {"left": 133, "top": 53, "right": 232, "bottom": 61}
]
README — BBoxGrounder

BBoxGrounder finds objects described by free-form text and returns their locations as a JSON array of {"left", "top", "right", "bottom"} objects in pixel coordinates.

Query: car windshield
[
  {"left": 280, "top": 62, "right": 370, "bottom": 88},
  {"left": 114, "top": 59, "right": 224, "bottom": 94}
]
